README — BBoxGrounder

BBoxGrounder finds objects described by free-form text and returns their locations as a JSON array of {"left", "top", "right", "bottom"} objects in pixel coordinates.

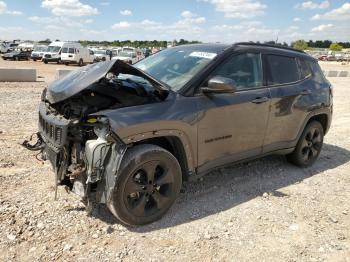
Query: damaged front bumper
[{"left": 23, "top": 102, "right": 127, "bottom": 205}]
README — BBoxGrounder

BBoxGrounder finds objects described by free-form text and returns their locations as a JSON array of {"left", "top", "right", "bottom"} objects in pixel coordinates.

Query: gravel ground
[{"left": 0, "top": 60, "right": 349, "bottom": 261}]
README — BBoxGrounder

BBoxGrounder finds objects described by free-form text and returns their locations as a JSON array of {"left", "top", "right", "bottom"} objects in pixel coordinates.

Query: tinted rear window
[
  {"left": 266, "top": 55, "right": 299, "bottom": 85},
  {"left": 299, "top": 58, "right": 312, "bottom": 79},
  {"left": 306, "top": 60, "right": 325, "bottom": 83}
]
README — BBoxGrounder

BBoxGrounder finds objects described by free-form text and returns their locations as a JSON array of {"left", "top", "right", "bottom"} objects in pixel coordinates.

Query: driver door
[{"left": 196, "top": 52, "right": 271, "bottom": 172}]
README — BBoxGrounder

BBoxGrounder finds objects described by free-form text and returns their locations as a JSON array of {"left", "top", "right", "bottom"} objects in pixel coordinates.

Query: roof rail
[{"left": 234, "top": 42, "right": 306, "bottom": 54}]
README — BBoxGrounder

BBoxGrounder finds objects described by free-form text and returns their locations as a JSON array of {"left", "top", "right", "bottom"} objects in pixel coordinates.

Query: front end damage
[
  {"left": 38, "top": 109, "right": 126, "bottom": 205},
  {"left": 23, "top": 60, "right": 169, "bottom": 207}
]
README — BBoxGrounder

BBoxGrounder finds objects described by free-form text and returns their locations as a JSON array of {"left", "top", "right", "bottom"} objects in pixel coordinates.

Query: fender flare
[
  {"left": 120, "top": 129, "right": 196, "bottom": 173},
  {"left": 295, "top": 108, "right": 332, "bottom": 143}
]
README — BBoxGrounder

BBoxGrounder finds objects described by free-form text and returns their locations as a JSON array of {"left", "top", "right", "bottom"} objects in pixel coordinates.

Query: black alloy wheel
[
  {"left": 108, "top": 144, "right": 182, "bottom": 225},
  {"left": 287, "top": 121, "right": 324, "bottom": 167},
  {"left": 124, "top": 160, "right": 174, "bottom": 217},
  {"left": 300, "top": 127, "right": 322, "bottom": 162}
]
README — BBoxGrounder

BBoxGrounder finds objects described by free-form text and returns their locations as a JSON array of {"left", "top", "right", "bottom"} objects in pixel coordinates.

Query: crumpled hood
[{"left": 47, "top": 60, "right": 168, "bottom": 104}]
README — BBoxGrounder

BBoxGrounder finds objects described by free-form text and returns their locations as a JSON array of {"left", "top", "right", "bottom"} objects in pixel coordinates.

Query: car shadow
[{"left": 89, "top": 143, "right": 350, "bottom": 231}]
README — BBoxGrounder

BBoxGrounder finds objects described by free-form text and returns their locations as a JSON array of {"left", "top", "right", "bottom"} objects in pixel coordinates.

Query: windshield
[
  {"left": 34, "top": 46, "right": 47, "bottom": 52},
  {"left": 95, "top": 50, "right": 106, "bottom": 55},
  {"left": 119, "top": 52, "right": 134, "bottom": 57},
  {"left": 134, "top": 48, "right": 217, "bottom": 91},
  {"left": 123, "top": 48, "right": 134, "bottom": 52},
  {"left": 47, "top": 46, "right": 61, "bottom": 53}
]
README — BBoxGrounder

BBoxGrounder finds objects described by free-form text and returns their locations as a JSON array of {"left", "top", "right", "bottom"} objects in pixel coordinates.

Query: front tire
[
  {"left": 78, "top": 59, "right": 84, "bottom": 67},
  {"left": 286, "top": 121, "right": 324, "bottom": 167},
  {"left": 108, "top": 144, "right": 182, "bottom": 225}
]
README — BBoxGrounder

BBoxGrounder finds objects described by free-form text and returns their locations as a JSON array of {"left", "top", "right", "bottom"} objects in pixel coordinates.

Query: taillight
[{"left": 329, "top": 84, "right": 334, "bottom": 97}]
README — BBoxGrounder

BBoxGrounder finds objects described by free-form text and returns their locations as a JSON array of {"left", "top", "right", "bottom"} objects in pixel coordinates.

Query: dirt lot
[{"left": 0, "top": 59, "right": 349, "bottom": 261}]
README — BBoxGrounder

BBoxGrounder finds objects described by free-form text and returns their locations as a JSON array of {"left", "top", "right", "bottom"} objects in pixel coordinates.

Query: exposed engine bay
[{"left": 23, "top": 60, "right": 169, "bottom": 205}]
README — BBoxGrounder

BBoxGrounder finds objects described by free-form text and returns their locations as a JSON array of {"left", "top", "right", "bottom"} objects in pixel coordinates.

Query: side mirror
[{"left": 201, "top": 76, "right": 236, "bottom": 94}]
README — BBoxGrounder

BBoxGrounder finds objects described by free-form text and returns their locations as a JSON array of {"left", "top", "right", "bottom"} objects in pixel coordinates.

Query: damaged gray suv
[{"left": 24, "top": 43, "right": 332, "bottom": 225}]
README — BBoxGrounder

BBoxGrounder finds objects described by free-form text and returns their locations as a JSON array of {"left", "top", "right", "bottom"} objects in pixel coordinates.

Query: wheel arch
[
  {"left": 123, "top": 132, "right": 195, "bottom": 181},
  {"left": 307, "top": 114, "right": 328, "bottom": 134},
  {"left": 297, "top": 109, "right": 331, "bottom": 142}
]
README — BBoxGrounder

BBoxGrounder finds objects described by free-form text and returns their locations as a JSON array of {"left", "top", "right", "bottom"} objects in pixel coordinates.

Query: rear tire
[
  {"left": 78, "top": 59, "right": 84, "bottom": 67},
  {"left": 286, "top": 121, "right": 324, "bottom": 167},
  {"left": 44, "top": 60, "right": 48, "bottom": 64},
  {"left": 108, "top": 144, "right": 182, "bottom": 225}
]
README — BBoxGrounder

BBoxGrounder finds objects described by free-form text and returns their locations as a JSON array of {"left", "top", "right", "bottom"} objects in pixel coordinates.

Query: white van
[
  {"left": 31, "top": 45, "right": 48, "bottom": 61},
  {"left": 42, "top": 41, "right": 65, "bottom": 64},
  {"left": 61, "top": 43, "right": 95, "bottom": 66},
  {"left": 93, "top": 49, "right": 112, "bottom": 62}
]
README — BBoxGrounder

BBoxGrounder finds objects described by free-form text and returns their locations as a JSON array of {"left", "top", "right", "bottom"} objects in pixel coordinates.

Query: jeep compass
[{"left": 24, "top": 43, "right": 332, "bottom": 225}]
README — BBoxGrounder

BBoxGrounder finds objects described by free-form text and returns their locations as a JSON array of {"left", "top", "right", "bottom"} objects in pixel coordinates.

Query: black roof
[
  {"left": 235, "top": 42, "right": 305, "bottom": 54},
  {"left": 171, "top": 42, "right": 312, "bottom": 60},
  {"left": 171, "top": 43, "right": 230, "bottom": 54}
]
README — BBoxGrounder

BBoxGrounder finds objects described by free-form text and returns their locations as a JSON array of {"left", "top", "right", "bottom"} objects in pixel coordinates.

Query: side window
[
  {"left": 68, "top": 48, "right": 75, "bottom": 54},
  {"left": 209, "top": 53, "right": 263, "bottom": 90},
  {"left": 266, "top": 55, "right": 299, "bottom": 85},
  {"left": 298, "top": 58, "right": 312, "bottom": 79},
  {"left": 306, "top": 60, "right": 325, "bottom": 83},
  {"left": 61, "top": 47, "right": 68, "bottom": 53}
]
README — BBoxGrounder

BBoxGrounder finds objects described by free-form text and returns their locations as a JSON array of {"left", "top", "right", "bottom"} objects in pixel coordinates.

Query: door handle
[
  {"left": 251, "top": 97, "right": 269, "bottom": 104},
  {"left": 300, "top": 90, "right": 311, "bottom": 95}
]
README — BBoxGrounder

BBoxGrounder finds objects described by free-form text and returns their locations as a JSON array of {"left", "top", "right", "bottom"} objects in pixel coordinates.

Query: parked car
[
  {"left": 318, "top": 55, "right": 327, "bottom": 61},
  {"left": 344, "top": 53, "right": 350, "bottom": 62},
  {"left": 334, "top": 53, "right": 345, "bottom": 62},
  {"left": 23, "top": 43, "right": 332, "bottom": 225},
  {"left": 61, "top": 44, "right": 95, "bottom": 66},
  {"left": 122, "top": 47, "right": 144, "bottom": 61},
  {"left": 111, "top": 48, "right": 122, "bottom": 57},
  {"left": 112, "top": 51, "right": 139, "bottom": 64},
  {"left": 31, "top": 45, "right": 48, "bottom": 61},
  {"left": 326, "top": 55, "right": 337, "bottom": 61},
  {"left": 93, "top": 49, "right": 112, "bottom": 62},
  {"left": 1, "top": 48, "right": 31, "bottom": 60},
  {"left": 0, "top": 42, "right": 18, "bottom": 53}
]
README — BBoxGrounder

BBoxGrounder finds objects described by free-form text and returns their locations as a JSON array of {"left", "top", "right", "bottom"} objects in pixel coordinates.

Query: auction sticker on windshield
[{"left": 189, "top": 52, "right": 217, "bottom": 60}]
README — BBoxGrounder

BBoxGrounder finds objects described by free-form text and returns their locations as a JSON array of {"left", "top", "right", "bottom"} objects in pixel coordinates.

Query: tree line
[
  {"left": 37, "top": 38, "right": 349, "bottom": 50},
  {"left": 291, "top": 40, "right": 348, "bottom": 51},
  {"left": 79, "top": 39, "right": 201, "bottom": 48}
]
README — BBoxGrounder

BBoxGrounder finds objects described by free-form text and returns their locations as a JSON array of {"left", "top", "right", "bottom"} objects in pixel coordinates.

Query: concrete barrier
[
  {"left": 0, "top": 68, "right": 36, "bottom": 82},
  {"left": 323, "top": 70, "right": 350, "bottom": 77},
  {"left": 327, "top": 71, "right": 339, "bottom": 77},
  {"left": 339, "top": 71, "right": 349, "bottom": 77},
  {"left": 56, "top": 69, "right": 75, "bottom": 80}
]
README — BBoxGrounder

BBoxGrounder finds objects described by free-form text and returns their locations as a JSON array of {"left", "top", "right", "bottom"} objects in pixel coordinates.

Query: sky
[{"left": 0, "top": 0, "right": 349, "bottom": 43}]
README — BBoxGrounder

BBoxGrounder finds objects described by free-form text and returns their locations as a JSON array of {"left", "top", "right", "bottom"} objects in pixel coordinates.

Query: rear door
[
  {"left": 263, "top": 54, "right": 305, "bottom": 152},
  {"left": 196, "top": 52, "right": 271, "bottom": 172}
]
